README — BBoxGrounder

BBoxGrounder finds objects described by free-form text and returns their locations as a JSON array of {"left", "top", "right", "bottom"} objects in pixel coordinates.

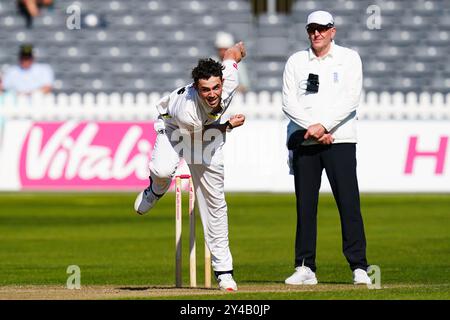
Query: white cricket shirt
[
  {"left": 156, "top": 59, "right": 239, "bottom": 133},
  {"left": 282, "top": 42, "right": 362, "bottom": 145}
]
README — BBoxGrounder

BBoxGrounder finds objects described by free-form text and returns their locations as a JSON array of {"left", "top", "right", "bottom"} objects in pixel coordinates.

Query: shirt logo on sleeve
[{"left": 333, "top": 72, "right": 339, "bottom": 83}]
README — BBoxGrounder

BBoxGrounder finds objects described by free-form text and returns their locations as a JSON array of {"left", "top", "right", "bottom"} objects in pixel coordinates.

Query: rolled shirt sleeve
[{"left": 221, "top": 59, "right": 239, "bottom": 101}]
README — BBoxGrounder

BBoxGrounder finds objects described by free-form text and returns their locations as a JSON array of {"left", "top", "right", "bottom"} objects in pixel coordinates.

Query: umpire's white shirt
[{"left": 282, "top": 42, "right": 362, "bottom": 145}]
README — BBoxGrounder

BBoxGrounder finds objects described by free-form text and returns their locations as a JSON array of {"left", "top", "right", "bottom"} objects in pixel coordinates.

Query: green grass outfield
[{"left": 0, "top": 192, "right": 449, "bottom": 299}]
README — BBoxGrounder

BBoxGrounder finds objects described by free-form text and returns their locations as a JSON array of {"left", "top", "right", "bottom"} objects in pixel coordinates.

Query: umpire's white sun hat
[{"left": 307, "top": 10, "right": 334, "bottom": 26}]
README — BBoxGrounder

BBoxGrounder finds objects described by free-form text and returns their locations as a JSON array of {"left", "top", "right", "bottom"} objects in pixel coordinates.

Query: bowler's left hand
[{"left": 229, "top": 114, "right": 245, "bottom": 128}]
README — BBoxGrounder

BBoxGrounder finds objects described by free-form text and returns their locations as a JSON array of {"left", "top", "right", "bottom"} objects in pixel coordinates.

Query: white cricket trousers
[{"left": 149, "top": 124, "right": 233, "bottom": 273}]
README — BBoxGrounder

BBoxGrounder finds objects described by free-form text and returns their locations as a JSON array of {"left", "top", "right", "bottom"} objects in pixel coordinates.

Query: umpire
[{"left": 282, "top": 10, "right": 371, "bottom": 285}]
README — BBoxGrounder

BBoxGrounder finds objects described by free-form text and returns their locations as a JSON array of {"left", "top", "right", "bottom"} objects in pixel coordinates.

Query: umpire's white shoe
[
  {"left": 285, "top": 266, "right": 318, "bottom": 285},
  {"left": 353, "top": 268, "right": 372, "bottom": 285},
  {"left": 218, "top": 274, "right": 238, "bottom": 292},
  {"left": 134, "top": 183, "right": 161, "bottom": 215}
]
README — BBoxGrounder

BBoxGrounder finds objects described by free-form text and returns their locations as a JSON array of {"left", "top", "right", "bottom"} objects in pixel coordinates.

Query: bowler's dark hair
[{"left": 192, "top": 58, "right": 224, "bottom": 85}]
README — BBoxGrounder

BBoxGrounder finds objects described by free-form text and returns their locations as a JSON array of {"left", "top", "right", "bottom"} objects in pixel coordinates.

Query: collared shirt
[
  {"left": 282, "top": 42, "right": 362, "bottom": 144},
  {"left": 3, "top": 63, "right": 54, "bottom": 94},
  {"left": 156, "top": 59, "right": 239, "bottom": 133}
]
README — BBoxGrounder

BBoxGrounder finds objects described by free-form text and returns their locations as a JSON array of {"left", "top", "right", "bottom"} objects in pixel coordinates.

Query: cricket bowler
[{"left": 134, "top": 41, "right": 247, "bottom": 291}]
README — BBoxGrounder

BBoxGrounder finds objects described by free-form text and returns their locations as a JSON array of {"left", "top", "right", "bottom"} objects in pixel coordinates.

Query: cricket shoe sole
[{"left": 134, "top": 188, "right": 160, "bottom": 215}]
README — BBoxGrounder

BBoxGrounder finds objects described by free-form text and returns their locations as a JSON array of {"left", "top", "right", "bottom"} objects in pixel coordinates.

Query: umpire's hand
[
  {"left": 317, "top": 133, "right": 334, "bottom": 145},
  {"left": 304, "top": 123, "right": 326, "bottom": 140}
]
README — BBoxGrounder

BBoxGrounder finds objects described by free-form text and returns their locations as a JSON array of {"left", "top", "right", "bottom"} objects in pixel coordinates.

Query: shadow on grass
[
  {"left": 240, "top": 280, "right": 285, "bottom": 284},
  {"left": 241, "top": 280, "right": 349, "bottom": 285},
  {"left": 117, "top": 286, "right": 217, "bottom": 291},
  {"left": 316, "top": 281, "right": 350, "bottom": 285}
]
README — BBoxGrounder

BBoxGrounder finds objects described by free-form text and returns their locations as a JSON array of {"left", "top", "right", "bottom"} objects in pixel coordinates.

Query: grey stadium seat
[
  {"left": 32, "top": 12, "right": 67, "bottom": 29},
  {"left": 106, "top": 13, "right": 148, "bottom": 29},
  {"left": 291, "top": 0, "right": 325, "bottom": 20},
  {"left": 399, "top": 14, "right": 437, "bottom": 30},
  {"left": 135, "top": 45, "right": 174, "bottom": 60},
  {"left": 94, "top": 45, "right": 137, "bottom": 60},
  {"left": 373, "top": 45, "right": 411, "bottom": 63},
  {"left": 140, "top": 0, "right": 172, "bottom": 15},
  {"left": 151, "top": 61, "right": 188, "bottom": 76},
  {"left": 178, "top": 0, "right": 209, "bottom": 14},
  {"left": 437, "top": 14, "right": 450, "bottom": 30},
  {"left": 164, "top": 29, "right": 199, "bottom": 44},
  {"left": 413, "top": 45, "right": 448, "bottom": 61},
  {"left": 75, "top": 29, "right": 121, "bottom": 42},
  {"left": 389, "top": 76, "right": 426, "bottom": 93},
  {"left": 108, "top": 62, "right": 145, "bottom": 75},
  {"left": 254, "top": 37, "right": 289, "bottom": 58},
  {"left": 148, "top": 13, "right": 184, "bottom": 28},
  {"left": 187, "top": 13, "right": 225, "bottom": 30},
  {"left": 424, "top": 29, "right": 450, "bottom": 46},
  {"left": 256, "top": 14, "right": 289, "bottom": 37},
  {"left": 386, "top": 29, "right": 422, "bottom": 46},
  {"left": 363, "top": 76, "right": 388, "bottom": 93},
  {"left": 349, "top": 45, "right": 377, "bottom": 59},
  {"left": 1, "top": 15, "right": 28, "bottom": 30},
  {"left": 126, "top": 76, "right": 161, "bottom": 92},
  {"left": 253, "top": 76, "right": 282, "bottom": 92},
  {"left": 94, "top": 1, "right": 132, "bottom": 14},
  {"left": 214, "top": 0, "right": 251, "bottom": 13},
  {"left": 53, "top": 77, "right": 78, "bottom": 94},
  {"left": 363, "top": 61, "right": 399, "bottom": 77},
  {"left": 442, "top": 63, "right": 450, "bottom": 76},
  {"left": 372, "top": 0, "right": 407, "bottom": 16},
  {"left": 347, "top": 29, "right": 386, "bottom": 45},
  {"left": 1, "top": 0, "right": 446, "bottom": 95},
  {"left": 401, "top": 61, "right": 437, "bottom": 76},
  {"left": 412, "top": 0, "right": 442, "bottom": 16},
  {"left": 254, "top": 61, "right": 286, "bottom": 75},
  {"left": 428, "top": 76, "right": 450, "bottom": 94},
  {"left": 60, "top": 45, "right": 94, "bottom": 59}
]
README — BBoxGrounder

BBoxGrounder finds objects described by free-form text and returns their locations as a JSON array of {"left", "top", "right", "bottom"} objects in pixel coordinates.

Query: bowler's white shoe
[
  {"left": 218, "top": 274, "right": 238, "bottom": 292},
  {"left": 134, "top": 184, "right": 161, "bottom": 215},
  {"left": 353, "top": 268, "right": 372, "bottom": 285},
  {"left": 285, "top": 266, "right": 318, "bottom": 285}
]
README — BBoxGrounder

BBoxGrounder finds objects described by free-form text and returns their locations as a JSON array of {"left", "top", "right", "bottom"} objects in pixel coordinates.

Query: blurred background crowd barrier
[{"left": 0, "top": 91, "right": 448, "bottom": 193}]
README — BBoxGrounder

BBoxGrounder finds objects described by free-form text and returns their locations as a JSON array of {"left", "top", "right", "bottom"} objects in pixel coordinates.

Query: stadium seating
[{"left": 0, "top": 0, "right": 448, "bottom": 95}]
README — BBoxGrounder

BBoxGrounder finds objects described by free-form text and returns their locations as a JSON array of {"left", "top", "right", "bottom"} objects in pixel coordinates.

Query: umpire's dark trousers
[{"left": 292, "top": 143, "right": 368, "bottom": 272}]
